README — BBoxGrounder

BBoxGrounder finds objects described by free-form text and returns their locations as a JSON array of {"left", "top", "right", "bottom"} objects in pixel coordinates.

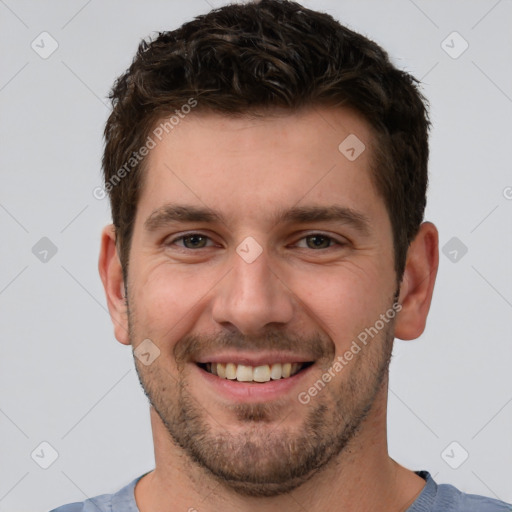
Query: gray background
[{"left": 1, "top": 0, "right": 511, "bottom": 510}]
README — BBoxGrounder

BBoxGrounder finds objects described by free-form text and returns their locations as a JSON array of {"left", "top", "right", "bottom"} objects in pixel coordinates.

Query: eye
[
  {"left": 168, "top": 233, "right": 217, "bottom": 249},
  {"left": 294, "top": 233, "right": 343, "bottom": 250},
  {"left": 165, "top": 232, "right": 345, "bottom": 251}
]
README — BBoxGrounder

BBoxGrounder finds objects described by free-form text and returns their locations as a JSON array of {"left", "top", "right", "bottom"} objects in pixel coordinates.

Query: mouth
[
  {"left": 193, "top": 352, "right": 318, "bottom": 402},
  {"left": 197, "top": 361, "right": 314, "bottom": 383}
]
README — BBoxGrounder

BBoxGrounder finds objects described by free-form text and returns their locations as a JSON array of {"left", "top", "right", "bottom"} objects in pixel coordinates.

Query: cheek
[
  {"left": 290, "top": 261, "right": 393, "bottom": 344},
  {"left": 129, "top": 262, "right": 222, "bottom": 338}
]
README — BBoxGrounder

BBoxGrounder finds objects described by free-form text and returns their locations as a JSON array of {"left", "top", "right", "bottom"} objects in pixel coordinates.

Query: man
[{"left": 50, "top": 1, "right": 511, "bottom": 510}]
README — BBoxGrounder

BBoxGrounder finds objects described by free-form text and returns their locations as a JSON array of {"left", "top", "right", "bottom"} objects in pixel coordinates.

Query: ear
[
  {"left": 394, "top": 222, "right": 439, "bottom": 341},
  {"left": 98, "top": 224, "right": 130, "bottom": 345}
]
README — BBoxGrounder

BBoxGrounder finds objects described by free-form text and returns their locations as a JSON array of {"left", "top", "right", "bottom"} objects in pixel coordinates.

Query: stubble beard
[{"left": 129, "top": 301, "right": 395, "bottom": 497}]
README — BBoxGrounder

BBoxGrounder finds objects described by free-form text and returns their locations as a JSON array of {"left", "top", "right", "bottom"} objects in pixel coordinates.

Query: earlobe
[
  {"left": 394, "top": 222, "right": 439, "bottom": 341},
  {"left": 98, "top": 224, "right": 130, "bottom": 345}
]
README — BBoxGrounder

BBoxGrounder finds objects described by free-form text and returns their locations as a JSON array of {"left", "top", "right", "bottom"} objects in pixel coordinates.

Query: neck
[{"left": 135, "top": 384, "right": 425, "bottom": 511}]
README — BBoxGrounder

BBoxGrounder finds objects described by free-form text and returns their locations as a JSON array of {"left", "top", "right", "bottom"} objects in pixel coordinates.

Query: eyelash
[{"left": 166, "top": 232, "right": 345, "bottom": 250}]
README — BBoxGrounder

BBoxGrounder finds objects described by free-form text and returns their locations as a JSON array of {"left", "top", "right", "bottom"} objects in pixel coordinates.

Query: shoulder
[
  {"left": 437, "top": 482, "right": 512, "bottom": 511},
  {"left": 48, "top": 491, "right": 112, "bottom": 512},
  {"left": 48, "top": 472, "right": 149, "bottom": 512},
  {"left": 413, "top": 471, "right": 512, "bottom": 512}
]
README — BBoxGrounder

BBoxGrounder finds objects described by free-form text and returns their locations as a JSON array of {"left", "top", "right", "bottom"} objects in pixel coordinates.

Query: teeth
[
  {"left": 282, "top": 363, "right": 292, "bottom": 378},
  {"left": 225, "top": 363, "right": 237, "bottom": 380},
  {"left": 270, "top": 363, "right": 282, "bottom": 380},
  {"left": 217, "top": 363, "right": 226, "bottom": 378},
  {"left": 236, "top": 364, "right": 253, "bottom": 382},
  {"left": 206, "top": 362, "right": 305, "bottom": 382},
  {"left": 253, "top": 365, "right": 270, "bottom": 382}
]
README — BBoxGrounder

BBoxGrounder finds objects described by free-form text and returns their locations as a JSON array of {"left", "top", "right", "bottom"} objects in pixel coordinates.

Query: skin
[{"left": 99, "top": 106, "right": 439, "bottom": 511}]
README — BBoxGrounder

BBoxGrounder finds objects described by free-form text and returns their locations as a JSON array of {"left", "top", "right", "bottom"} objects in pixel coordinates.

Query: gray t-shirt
[{"left": 49, "top": 471, "right": 511, "bottom": 511}]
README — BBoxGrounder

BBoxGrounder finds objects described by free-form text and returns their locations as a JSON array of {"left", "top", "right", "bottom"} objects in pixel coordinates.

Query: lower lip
[{"left": 194, "top": 363, "right": 314, "bottom": 403}]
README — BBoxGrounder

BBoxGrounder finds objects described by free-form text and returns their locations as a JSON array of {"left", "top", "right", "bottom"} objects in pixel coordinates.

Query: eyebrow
[{"left": 144, "top": 203, "right": 371, "bottom": 235}]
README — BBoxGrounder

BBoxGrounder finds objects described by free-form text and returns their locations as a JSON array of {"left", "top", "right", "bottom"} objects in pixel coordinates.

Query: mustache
[{"left": 174, "top": 329, "right": 335, "bottom": 366}]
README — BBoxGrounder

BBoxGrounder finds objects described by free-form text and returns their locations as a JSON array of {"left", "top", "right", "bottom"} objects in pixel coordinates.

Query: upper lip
[{"left": 194, "top": 351, "right": 315, "bottom": 366}]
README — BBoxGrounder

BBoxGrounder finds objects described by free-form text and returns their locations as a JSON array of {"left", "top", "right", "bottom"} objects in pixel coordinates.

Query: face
[{"left": 124, "top": 107, "right": 399, "bottom": 496}]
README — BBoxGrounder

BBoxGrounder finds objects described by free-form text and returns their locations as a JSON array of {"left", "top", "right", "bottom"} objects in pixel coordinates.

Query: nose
[{"left": 211, "top": 244, "right": 295, "bottom": 336}]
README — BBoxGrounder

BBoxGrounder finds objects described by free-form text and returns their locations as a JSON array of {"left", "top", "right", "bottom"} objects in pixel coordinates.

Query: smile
[{"left": 198, "top": 362, "right": 313, "bottom": 382}]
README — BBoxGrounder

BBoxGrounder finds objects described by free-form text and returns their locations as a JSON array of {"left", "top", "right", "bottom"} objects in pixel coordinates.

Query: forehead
[{"left": 136, "top": 106, "right": 386, "bottom": 230}]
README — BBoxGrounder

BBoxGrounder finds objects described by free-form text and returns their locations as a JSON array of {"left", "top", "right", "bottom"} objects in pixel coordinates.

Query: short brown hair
[{"left": 103, "top": 0, "right": 430, "bottom": 281}]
